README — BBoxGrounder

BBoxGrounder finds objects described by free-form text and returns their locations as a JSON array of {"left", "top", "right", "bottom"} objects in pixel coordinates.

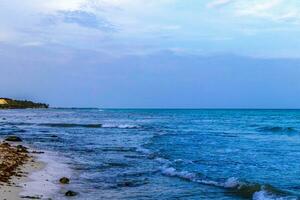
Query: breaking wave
[
  {"left": 159, "top": 166, "right": 294, "bottom": 200},
  {"left": 39, "top": 123, "right": 140, "bottom": 129},
  {"left": 101, "top": 123, "right": 140, "bottom": 129}
]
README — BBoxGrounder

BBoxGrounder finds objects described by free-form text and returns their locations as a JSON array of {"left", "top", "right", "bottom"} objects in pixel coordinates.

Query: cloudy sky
[{"left": 1, "top": 0, "right": 300, "bottom": 108}]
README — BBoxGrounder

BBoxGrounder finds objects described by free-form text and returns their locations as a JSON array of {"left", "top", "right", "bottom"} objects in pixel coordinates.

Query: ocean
[{"left": 1, "top": 109, "right": 300, "bottom": 200}]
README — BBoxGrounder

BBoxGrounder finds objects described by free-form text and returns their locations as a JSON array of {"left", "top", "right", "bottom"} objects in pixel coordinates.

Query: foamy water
[{"left": 20, "top": 151, "right": 72, "bottom": 199}]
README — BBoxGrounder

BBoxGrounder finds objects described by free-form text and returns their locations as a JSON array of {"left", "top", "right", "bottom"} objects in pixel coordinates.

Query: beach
[
  {"left": 0, "top": 141, "right": 43, "bottom": 199},
  {"left": 0, "top": 140, "right": 71, "bottom": 200},
  {"left": 0, "top": 159, "right": 44, "bottom": 200}
]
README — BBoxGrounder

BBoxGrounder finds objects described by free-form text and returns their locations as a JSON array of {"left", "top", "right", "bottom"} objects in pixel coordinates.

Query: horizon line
[{"left": 49, "top": 107, "right": 300, "bottom": 110}]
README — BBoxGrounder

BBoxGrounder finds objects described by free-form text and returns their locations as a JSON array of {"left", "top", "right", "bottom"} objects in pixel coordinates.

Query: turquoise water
[{"left": 1, "top": 109, "right": 300, "bottom": 199}]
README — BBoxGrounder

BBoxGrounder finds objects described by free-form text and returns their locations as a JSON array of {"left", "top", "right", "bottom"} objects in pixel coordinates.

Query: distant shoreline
[{"left": 0, "top": 98, "right": 48, "bottom": 109}]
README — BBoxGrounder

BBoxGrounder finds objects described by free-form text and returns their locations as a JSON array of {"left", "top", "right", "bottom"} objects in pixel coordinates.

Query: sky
[{"left": 1, "top": 0, "right": 300, "bottom": 108}]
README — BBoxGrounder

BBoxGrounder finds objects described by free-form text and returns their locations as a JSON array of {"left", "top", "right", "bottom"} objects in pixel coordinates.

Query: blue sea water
[{"left": 1, "top": 109, "right": 300, "bottom": 199}]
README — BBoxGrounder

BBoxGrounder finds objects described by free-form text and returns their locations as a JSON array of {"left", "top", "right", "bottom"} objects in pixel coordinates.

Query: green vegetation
[{"left": 0, "top": 98, "right": 48, "bottom": 109}]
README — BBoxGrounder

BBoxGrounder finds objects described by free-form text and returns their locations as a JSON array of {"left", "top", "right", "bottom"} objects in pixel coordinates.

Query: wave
[
  {"left": 3, "top": 121, "right": 140, "bottom": 130},
  {"left": 39, "top": 123, "right": 102, "bottom": 128},
  {"left": 3, "top": 122, "right": 33, "bottom": 126},
  {"left": 136, "top": 135, "right": 296, "bottom": 200},
  {"left": 252, "top": 190, "right": 293, "bottom": 200},
  {"left": 159, "top": 165, "right": 294, "bottom": 200},
  {"left": 258, "top": 126, "right": 297, "bottom": 133},
  {"left": 39, "top": 123, "right": 139, "bottom": 129},
  {"left": 101, "top": 123, "right": 140, "bottom": 129},
  {"left": 222, "top": 179, "right": 288, "bottom": 199},
  {"left": 160, "top": 166, "right": 196, "bottom": 181},
  {"left": 139, "top": 134, "right": 298, "bottom": 200}
]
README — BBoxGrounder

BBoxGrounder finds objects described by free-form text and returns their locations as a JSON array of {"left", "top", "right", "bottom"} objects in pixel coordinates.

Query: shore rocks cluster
[
  {"left": 1, "top": 135, "right": 78, "bottom": 197},
  {"left": 59, "top": 177, "right": 78, "bottom": 196},
  {"left": 0, "top": 141, "right": 29, "bottom": 183}
]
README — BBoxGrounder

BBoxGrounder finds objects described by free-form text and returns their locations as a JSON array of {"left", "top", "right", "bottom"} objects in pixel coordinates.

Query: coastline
[
  {"left": 0, "top": 141, "right": 72, "bottom": 199},
  {"left": 0, "top": 156, "right": 44, "bottom": 200},
  {"left": 20, "top": 150, "right": 73, "bottom": 199}
]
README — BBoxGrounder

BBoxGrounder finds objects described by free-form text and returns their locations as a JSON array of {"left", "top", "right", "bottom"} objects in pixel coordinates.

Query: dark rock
[
  {"left": 59, "top": 177, "right": 70, "bottom": 184},
  {"left": 17, "top": 145, "right": 27, "bottom": 149},
  {"left": 65, "top": 190, "right": 77, "bottom": 196},
  {"left": 31, "top": 151, "right": 44, "bottom": 154},
  {"left": 2, "top": 142, "right": 10, "bottom": 147},
  {"left": 16, "top": 145, "right": 28, "bottom": 153},
  {"left": 5, "top": 135, "right": 22, "bottom": 142},
  {"left": 20, "top": 195, "right": 41, "bottom": 199}
]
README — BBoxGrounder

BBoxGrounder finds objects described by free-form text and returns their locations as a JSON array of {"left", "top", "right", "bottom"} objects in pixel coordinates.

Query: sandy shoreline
[
  {"left": 0, "top": 140, "right": 62, "bottom": 200},
  {"left": 0, "top": 156, "right": 44, "bottom": 200}
]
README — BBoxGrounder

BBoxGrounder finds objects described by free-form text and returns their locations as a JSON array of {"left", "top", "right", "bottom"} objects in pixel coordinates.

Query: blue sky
[{"left": 1, "top": 0, "right": 300, "bottom": 108}]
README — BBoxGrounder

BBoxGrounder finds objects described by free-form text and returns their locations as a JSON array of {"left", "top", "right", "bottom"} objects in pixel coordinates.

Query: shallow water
[{"left": 1, "top": 109, "right": 300, "bottom": 199}]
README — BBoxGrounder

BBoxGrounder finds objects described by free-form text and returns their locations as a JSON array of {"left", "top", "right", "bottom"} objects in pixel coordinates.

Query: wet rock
[
  {"left": 59, "top": 177, "right": 70, "bottom": 184},
  {"left": 20, "top": 195, "right": 41, "bottom": 199},
  {"left": 5, "top": 136, "right": 22, "bottom": 142},
  {"left": 16, "top": 145, "right": 28, "bottom": 153},
  {"left": 2, "top": 142, "right": 11, "bottom": 147},
  {"left": 31, "top": 151, "right": 44, "bottom": 154},
  {"left": 65, "top": 190, "right": 77, "bottom": 196}
]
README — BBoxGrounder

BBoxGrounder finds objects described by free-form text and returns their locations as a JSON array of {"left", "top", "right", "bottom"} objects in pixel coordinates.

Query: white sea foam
[
  {"left": 160, "top": 166, "right": 196, "bottom": 180},
  {"left": 196, "top": 179, "right": 221, "bottom": 187},
  {"left": 253, "top": 191, "right": 276, "bottom": 200},
  {"left": 196, "top": 177, "right": 241, "bottom": 188},
  {"left": 223, "top": 177, "right": 240, "bottom": 188},
  {"left": 174, "top": 159, "right": 193, "bottom": 164},
  {"left": 253, "top": 191, "right": 297, "bottom": 200},
  {"left": 102, "top": 123, "right": 139, "bottom": 129},
  {"left": 20, "top": 151, "right": 72, "bottom": 199},
  {"left": 252, "top": 190, "right": 284, "bottom": 200},
  {"left": 158, "top": 164, "right": 295, "bottom": 200}
]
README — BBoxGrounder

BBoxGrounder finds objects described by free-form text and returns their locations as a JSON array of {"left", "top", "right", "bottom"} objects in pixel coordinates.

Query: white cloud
[
  {"left": 233, "top": 0, "right": 300, "bottom": 23},
  {"left": 207, "top": 0, "right": 233, "bottom": 8},
  {"left": 1, "top": 0, "right": 300, "bottom": 58},
  {"left": 236, "top": 0, "right": 282, "bottom": 17},
  {"left": 0, "top": 0, "right": 180, "bottom": 48}
]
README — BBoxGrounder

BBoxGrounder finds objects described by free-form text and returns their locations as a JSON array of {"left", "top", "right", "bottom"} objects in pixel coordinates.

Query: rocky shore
[
  {"left": 0, "top": 138, "right": 43, "bottom": 199},
  {"left": 0, "top": 141, "right": 30, "bottom": 183},
  {"left": 0, "top": 136, "right": 76, "bottom": 199}
]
